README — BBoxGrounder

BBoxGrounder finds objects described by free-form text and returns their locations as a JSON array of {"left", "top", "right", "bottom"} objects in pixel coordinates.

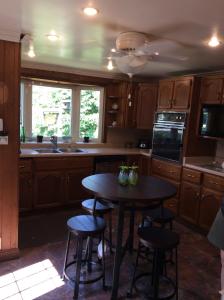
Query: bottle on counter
[{"left": 20, "top": 125, "right": 26, "bottom": 143}]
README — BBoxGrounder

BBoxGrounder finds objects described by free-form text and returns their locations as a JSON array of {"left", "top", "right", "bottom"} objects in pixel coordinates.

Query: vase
[
  {"left": 128, "top": 169, "right": 138, "bottom": 186},
  {"left": 118, "top": 169, "right": 129, "bottom": 186}
]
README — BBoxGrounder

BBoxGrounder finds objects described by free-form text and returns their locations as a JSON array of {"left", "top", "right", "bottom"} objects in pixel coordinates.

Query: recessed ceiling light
[
  {"left": 83, "top": 7, "right": 99, "bottom": 16},
  {"left": 208, "top": 35, "right": 220, "bottom": 47},
  {"left": 46, "top": 31, "right": 60, "bottom": 42},
  {"left": 111, "top": 48, "right": 116, "bottom": 53},
  {"left": 154, "top": 52, "right": 159, "bottom": 56}
]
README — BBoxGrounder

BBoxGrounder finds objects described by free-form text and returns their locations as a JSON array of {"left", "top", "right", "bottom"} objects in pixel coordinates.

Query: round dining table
[{"left": 82, "top": 173, "right": 177, "bottom": 300}]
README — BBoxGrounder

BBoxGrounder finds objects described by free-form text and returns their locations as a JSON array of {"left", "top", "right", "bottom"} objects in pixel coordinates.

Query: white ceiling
[{"left": 1, "top": 0, "right": 224, "bottom": 77}]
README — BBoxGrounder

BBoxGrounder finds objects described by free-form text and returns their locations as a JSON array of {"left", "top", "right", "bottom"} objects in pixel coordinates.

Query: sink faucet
[{"left": 50, "top": 135, "right": 58, "bottom": 150}]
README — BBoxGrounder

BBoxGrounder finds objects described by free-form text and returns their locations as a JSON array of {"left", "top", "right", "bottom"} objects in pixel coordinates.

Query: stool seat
[
  {"left": 138, "top": 227, "right": 179, "bottom": 250},
  {"left": 145, "top": 207, "right": 175, "bottom": 224},
  {"left": 67, "top": 215, "right": 106, "bottom": 237},
  {"left": 82, "top": 198, "right": 112, "bottom": 214}
]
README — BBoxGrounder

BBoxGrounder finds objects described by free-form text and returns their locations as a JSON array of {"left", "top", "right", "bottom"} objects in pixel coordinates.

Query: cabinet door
[
  {"left": 19, "top": 173, "right": 33, "bottom": 211},
  {"left": 198, "top": 187, "right": 222, "bottom": 231},
  {"left": 157, "top": 81, "right": 174, "bottom": 109},
  {"left": 136, "top": 84, "right": 157, "bottom": 129},
  {"left": 123, "top": 82, "right": 138, "bottom": 128},
  {"left": 172, "top": 79, "right": 192, "bottom": 109},
  {"left": 34, "top": 171, "right": 64, "bottom": 208},
  {"left": 179, "top": 181, "right": 200, "bottom": 224},
  {"left": 200, "top": 77, "right": 223, "bottom": 104},
  {"left": 66, "top": 168, "right": 93, "bottom": 204}
]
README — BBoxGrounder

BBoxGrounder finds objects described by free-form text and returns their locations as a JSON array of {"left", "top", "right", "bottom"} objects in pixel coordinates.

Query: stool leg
[
  {"left": 175, "top": 247, "right": 178, "bottom": 300},
  {"left": 102, "top": 231, "right": 106, "bottom": 289},
  {"left": 127, "top": 241, "right": 141, "bottom": 298},
  {"left": 73, "top": 237, "right": 83, "bottom": 300},
  {"left": 62, "top": 231, "right": 71, "bottom": 280},
  {"left": 128, "top": 208, "right": 135, "bottom": 254},
  {"left": 87, "top": 237, "right": 93, "bottom": 272},
  {"left": 108, "top": 211, "right": 113, "bottom": 254},
  {"left": 152, "top": 249, "right": 162, "bottom": 300}
]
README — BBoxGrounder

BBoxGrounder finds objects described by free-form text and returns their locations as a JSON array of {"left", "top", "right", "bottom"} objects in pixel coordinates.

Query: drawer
[
  {"left": 182, "top": 168, "right": 202, "bottom": 185},
  {"left": 34, "top": 157, "right": 93, "bottom": 171},
  {"left": 203, "top": 173, "right": 224, "bottom": 193},
  {"left": 19, "top": 159, "right": 32, "bottom": 173},
  {"left": 152, "top": 159, "right": 182, "bottom": 181}
]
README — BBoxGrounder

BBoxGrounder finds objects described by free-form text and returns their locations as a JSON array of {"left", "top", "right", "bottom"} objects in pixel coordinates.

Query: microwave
[{"left": 199, "top": 104, "right": 224, "bottom": 138}]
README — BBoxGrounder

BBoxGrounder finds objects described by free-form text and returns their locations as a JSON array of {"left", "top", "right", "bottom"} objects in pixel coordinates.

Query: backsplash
[
  {"left": 106, "top": 127, "right": 152, "bottom": 148},
  {"left": 216, "top": 140, "right": 224, "bottom": 161}
]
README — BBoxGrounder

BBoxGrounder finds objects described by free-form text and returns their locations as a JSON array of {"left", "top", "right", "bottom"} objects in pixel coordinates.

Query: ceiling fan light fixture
[
  {"left": 154, "top": 51, "right": 159, "bottom": 56},
  {"left": 208, "top": 35, "right": 220, "bottom": 47},
  {"left": 28, "top": 46, "right": 36, "bottom": 58},
  {"left": 116, "top": 32, "right": 148, "bottom": 52},
  {"left": 83, "top": 7, "right": 99, "bottom": 16},
  {"left": 107, "top": 59, "right": 114, "bottom": 71}
]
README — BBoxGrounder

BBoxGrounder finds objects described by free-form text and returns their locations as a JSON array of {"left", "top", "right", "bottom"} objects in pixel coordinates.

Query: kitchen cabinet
[
  {"left": 33, "top": 157, "right": 94, "bottom": 208},
  {"left": 19, "top": 159, "right": 33, "bottom": 211},
  {"left": 34, "top": 171, "right": 65, "bottom": 208},
  {"left": 198, "top": 187, "right": 222, "bottom": 231},
  {"left": 122, "top": 82, "right": 138, "bottom": 128},
  {"left": 151, "top": 158, "right": 182, "bottom": 213},
  {"left": 157, "top": 78, "right": 192, "bottom": 110},
  {"left": 136, "top": 83, "right": 157, "bottom": 129},
  {"left": 179, "top": 181, "right": 200, "bottom": 224},
  {"left": 200, "top": 77, "right": 224, "bottom": 104}
]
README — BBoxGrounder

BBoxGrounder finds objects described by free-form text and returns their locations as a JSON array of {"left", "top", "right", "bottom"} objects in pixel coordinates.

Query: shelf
[
  {"left": 107, "top": 96, "right": 120, "bottom": 99},
  {"left": 107, "top": 110, "right": 119, "bottom": 114}
]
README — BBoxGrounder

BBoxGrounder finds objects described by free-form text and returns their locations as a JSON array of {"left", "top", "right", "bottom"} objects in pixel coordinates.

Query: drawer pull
[
  {"left": 187, "top": 174, "right": 195, "bottom": 178},
  {"left": 209, "top": 180, "right": 219, "bottom": 185},
  {"left": 19, "top": 165, "right": 25, "bottom": 169}
]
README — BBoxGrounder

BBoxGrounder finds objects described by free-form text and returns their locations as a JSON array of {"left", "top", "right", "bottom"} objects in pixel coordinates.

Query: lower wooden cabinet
[
  {"left": 34, "top": 171, "right": 65, "bottom": 208},
  {"left": 198, "top": 187, "right": 222, "bottom": 231},
  {"left": 19, "top": 173, "right": 33, "bottom": 211},
  {"left": 66, "top": 168, "right": 93, "bottom": 204},
  {"left": 179, "top": 181, "right": 200, "bottom": 224}
]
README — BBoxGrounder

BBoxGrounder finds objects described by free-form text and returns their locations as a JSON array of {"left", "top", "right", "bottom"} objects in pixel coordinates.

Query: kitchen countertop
[
  {"left": 183, "top": 156, "right": 224, "bottom": 177},
  {"left": 20, "top": 147, "right": 152, "bottom": 158}
]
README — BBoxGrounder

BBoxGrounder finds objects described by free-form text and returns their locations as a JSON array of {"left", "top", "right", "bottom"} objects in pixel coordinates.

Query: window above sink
[{"left": 20, "top": 80, "right": 104, "bottom": 143}]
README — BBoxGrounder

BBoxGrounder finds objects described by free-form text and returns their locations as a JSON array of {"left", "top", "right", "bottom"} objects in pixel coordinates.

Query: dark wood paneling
[{"left": 0, "top": 40, "right": 20, "bottom": 258}]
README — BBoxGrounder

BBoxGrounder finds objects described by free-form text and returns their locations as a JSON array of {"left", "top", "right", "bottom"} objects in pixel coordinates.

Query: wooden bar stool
[
  {"left": 81, "top": 198, "right": 113, "bottom": 253},
  {"left": 128, "top": 227, "right": 179, "bottom": 300},
  {"left": 62, "top": 215, "right": 106, "bottom": 299}
]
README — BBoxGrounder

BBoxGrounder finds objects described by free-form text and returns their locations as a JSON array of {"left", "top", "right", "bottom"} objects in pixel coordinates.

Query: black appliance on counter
[
  {"left": 152, "top": 112, "right": 187, "bottom": 163},
  {"left": 199, "top": 104, "right": 224, "bottom": 138},
  {"left": 138, "top": 139, "right": 151, "bottom": 149}
]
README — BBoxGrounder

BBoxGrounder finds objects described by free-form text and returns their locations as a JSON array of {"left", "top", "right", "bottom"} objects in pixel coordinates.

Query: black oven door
[{"left": 152, "top": 125, "right": 184, "bottom": 162}]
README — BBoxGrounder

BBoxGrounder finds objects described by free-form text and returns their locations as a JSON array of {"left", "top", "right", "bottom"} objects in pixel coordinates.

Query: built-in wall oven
[{"left": 152, "top": 112, "right": 187, "bottom": 163}]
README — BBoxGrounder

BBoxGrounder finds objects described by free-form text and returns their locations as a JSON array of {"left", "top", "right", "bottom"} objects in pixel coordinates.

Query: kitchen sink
[
  {"left": 58, "top": 148, "right": 84, "bottom": 153},
  {"left": 34, "top": 148, "right": 62, "bottom": 153}
]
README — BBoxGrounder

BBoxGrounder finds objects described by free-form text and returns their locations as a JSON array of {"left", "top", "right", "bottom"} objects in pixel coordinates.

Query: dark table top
[{"left": 82, "top": 173, "right": 177, "bottom": 204}]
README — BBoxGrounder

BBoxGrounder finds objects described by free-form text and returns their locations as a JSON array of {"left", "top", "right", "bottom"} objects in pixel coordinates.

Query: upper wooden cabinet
[
  {"left": 200, "top": 77, "right": 224, "bottom": 104},
  {"left": 158, "top": 78, "right": 192, "bottom": 110},
  {"left": 158, "top": 80, "right": 173, "bottom": 109},
  {"left": 136, "top": 83, "right": 157, "bottom": 129}
]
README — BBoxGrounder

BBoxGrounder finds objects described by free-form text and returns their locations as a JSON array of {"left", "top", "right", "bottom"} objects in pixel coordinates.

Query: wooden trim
[{"left": 0, "top": 248, "right": 20, "bottom": 262}]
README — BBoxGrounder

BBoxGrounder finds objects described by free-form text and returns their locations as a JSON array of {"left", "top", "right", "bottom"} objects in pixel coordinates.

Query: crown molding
[
  {"left": 21, "top": 61, "right": 128, "bottom": 80},
  {"left": 0, "top": 30, "right": 21, "bottom": 42}
]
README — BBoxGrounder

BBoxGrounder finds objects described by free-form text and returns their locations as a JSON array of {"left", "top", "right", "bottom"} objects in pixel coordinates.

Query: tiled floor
[{"left": 0, "top": 210, "right": 221, "bottom": 300}]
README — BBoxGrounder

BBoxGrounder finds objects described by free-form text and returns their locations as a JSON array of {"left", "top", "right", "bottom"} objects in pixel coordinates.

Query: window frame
[{"left": 20, "top": 79, "right": 104, "bottom": 143}]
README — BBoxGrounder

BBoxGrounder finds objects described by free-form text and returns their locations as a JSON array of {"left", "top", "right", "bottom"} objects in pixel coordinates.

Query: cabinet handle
[
  {"left": 209, "top": 180, "right": 219, "bottom": 185},
  {"left": 19, "top": 165, "right": 25, "bottom": 169},
  {"left": 196, "top": 192, "right": 200, "bottom": 198},
  {"left": 187, "top": 174, "right": 195, "bottom": 178},
  {"left": 201, "top": 194, "right": 205, "bottom": 199}
]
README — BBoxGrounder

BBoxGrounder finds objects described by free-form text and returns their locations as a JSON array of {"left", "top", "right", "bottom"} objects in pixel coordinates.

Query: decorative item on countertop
[
  {"left": 20, "top": 125, "right": 26, "bottom": 143},
  {"left": 112, "top": 121, "right": 117, "bottom": 127},
  {"left": 37, "top": 135, "right": 43, "bottom": 143},
  {"left": 118, "top": 164, "right": 129, "bottom": 186},
  {"left": 83, "top": 136, "right": 89, "bottom": 143},
  {"left": 128, "top": 164, "right": 139, "bottom": 186}
]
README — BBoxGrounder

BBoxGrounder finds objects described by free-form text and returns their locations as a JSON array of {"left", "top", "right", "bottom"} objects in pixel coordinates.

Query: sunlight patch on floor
[{"left": 0, "top": 259, "right": 64, "bottom": 300}]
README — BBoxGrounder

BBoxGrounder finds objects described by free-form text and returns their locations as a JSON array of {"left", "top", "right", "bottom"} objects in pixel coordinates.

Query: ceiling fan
[{"left": 110, "top": 31, "right": 188, "bottom": 77}]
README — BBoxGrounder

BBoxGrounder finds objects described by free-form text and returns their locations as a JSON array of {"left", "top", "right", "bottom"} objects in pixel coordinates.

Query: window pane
[
  {"left": 32, "top": 85, "right": 72, "bottom": 137},
  {"left": 79, "top": 89, "right": 100, "bottom": 139}
]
